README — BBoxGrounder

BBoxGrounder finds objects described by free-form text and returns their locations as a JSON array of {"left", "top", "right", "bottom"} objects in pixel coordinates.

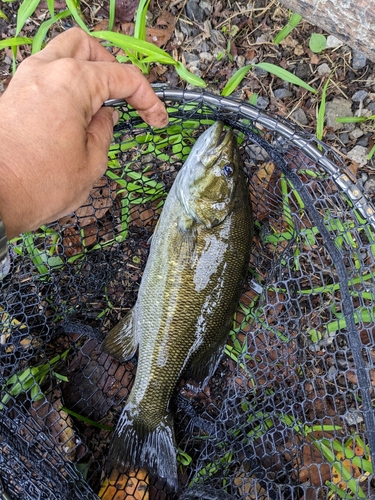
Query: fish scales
[{"left": 102, "top": 121, "right": 253, "bottom": 490}]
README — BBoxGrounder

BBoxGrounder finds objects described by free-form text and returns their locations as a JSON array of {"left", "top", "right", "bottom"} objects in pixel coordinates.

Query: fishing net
[{"left": 1, "top": 88, "right": 375, "bottom": 500}]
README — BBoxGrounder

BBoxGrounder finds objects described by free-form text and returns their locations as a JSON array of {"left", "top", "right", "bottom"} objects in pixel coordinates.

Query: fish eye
[{"left": 222, "top": 164, "right": 234, "bottom": 177}]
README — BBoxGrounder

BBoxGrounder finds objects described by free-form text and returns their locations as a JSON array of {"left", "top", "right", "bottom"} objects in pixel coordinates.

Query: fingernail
[{"left": 112, "top": 109, "right": 119, "bottom": 126}]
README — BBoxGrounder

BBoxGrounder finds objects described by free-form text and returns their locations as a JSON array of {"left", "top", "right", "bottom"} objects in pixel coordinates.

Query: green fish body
[{"left": 102, "top": 121, "right": 253, "bottom": 490}]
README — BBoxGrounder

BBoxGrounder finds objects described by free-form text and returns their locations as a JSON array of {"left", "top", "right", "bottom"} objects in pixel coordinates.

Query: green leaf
[
  {"left": 249, "top": 92, "right": 258, "bottom": 105},
  {"left": 221, "top": 65, "right": 253, "bottom": 96},
  {"left": 255, "top": 62, "right": 317, "bottom": 93},
  {"left": 134, "top": 0, "right": 151, "bottom": 41},
  {"left": 336, "top": 115, "right": 373, "bottom": 123},
  {"left": 16, "top": 0, "right": 40, "bottom": 36},
  {"left": 274, "top": 13, "right": 302, "bottom": 45},
  {"left": 316, "top": 76, "right": 330, "bottom": 141},
  {"left": 108, "top": 0, "right": 116, "bottom": 31},
  {"left": 65, "top": 0, "right": 90, "bottom": 33},
  {"left": 0, "top": 9, "right": 8, "bottom": 20},
  {"left": 92, "top": 31, "right": 176, "bottom": 62},
  {"left": 175, "top": 61, "right": 207, "bottom": 87},
  {"left": 47, "top": 0, "right": 55, "bottom": 17},
  {"left": 60, "top": 406, "right": 114, "bottom": 430},
  {"left": 0, "top": 36, "right": 33, "bottom": 50},
  {"left": 309, "top": 33, "right": 327, "bottom": 53},
  {"left": 367, "top": 143, "right": 375, "bottom": 160},
  {"left": 32, "top": 10, "right": 71, "bottom": 54}
]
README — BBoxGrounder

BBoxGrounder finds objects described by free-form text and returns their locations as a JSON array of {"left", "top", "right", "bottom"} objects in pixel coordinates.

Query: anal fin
[
  {"left": 184, "top": 339, "right": 226, "bottom": 391},
  {"left": 102, "top": 308, "right": 138, "bottom": 363}
]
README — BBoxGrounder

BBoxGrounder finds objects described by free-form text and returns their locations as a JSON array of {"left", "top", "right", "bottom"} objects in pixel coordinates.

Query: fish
[{"left": 101, "top": 121, "right": 253, "bottom": 490}]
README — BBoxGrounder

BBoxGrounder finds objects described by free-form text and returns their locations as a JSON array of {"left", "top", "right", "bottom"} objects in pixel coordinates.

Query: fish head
[{"left": 176, "top": 122, "right": 243, "bottom": 229}]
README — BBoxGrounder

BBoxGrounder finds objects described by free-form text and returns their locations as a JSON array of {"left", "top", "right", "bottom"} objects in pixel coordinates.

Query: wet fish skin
[{"left": 102, "top": 121, "right": 253, "bottom": 490}]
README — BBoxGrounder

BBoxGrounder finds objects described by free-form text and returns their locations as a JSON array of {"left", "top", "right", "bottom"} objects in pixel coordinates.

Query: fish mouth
[{"left": 208, "top": 121, "right": 234, "bottom": 154}]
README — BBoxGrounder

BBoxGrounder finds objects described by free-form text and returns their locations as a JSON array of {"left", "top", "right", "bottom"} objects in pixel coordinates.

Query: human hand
[{"left": 0, "top": 28, "right": 169, "bottom": 240}]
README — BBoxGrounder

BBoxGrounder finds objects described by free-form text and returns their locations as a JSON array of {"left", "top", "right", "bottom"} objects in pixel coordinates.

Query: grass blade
[
  {"left": 134, "top": 0, "right": 151, "bottom": 41},
  {"left": 92, "top": 31, "right": 175, "bottom": 62},
  {"left": 32, "top": 10, "right": 71, "bottom": 53},
  {"left": 108, "top": 0, "right": 115, "bottom": 31},
  {"left": 0, "top": 37, "right": 33, "bottom": 50},
  {"left": 316, "top": 76, "right": 330, "bottom": 142},
  {"left": 367, "top": 143, "right": 375, "bottom": 160},
  {"left": 16, "top": 0, "right": 40, "bottom": 36},
  {"left": 221, "top": 65, "right": 253, "bottom": 96},
  {"left": 47, "top": 0, "right": 55, "bottom": 17},
  {"left": 336, "top": 116, "right": 372, "bottom": 123},
  {"left": 65, "top": 0, "right": 90, "bottom": 33},
  {"left": 274, "top": 13, "right": 302, "bottom": 45},
  {"left": 255, "top": 62, "right": 317, "bottom": 93},
  {"left": 60, "top": 406, "right": 114, "bottom": 430}
]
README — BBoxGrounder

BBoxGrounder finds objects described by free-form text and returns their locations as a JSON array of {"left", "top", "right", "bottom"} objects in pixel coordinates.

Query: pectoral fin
[
  {"left": 101, "top": 308, "right": 138, "bottom": 362},
  {"left": 176, "top": 213, "right": 197, "bottom": 262}
]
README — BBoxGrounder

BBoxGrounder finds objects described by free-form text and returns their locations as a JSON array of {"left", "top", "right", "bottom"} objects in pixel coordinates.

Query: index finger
[{"left": 33, "top": 27, "right": 116, "bottom": 63}]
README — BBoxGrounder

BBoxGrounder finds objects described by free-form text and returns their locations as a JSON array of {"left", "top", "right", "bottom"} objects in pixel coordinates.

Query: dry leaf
[
  {"left": 31, "top": 395, "right": 77, "bottom": 461},
  {"left": 99, "top": 468, "right": 149, "bottom": 500},
  {"left": 234, "top": 472, "right": 271, "bottom": 499},
  {"left": 75, "top": 178, "right": 117, "bottom": 227},
  {"left": 115, "top": 0, "right": 139, "bottom": 23},
  {"left": 251, "top": 162, "right": 276, "bottom": 220}
]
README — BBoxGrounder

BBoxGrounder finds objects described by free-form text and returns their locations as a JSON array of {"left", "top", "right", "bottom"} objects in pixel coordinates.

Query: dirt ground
[{"left": 0, "top": 0, "right": 374, "bottom": 197}]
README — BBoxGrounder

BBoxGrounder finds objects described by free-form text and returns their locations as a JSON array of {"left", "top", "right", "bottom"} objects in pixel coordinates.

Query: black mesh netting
[{"left": 1, "top": 88, "right": 375, "bottom": 500}]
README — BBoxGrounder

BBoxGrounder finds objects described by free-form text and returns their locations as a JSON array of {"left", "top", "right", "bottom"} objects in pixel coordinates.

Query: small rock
[
  {"left": 274, "top": 88, "right": 292, "bottom": 99},
  {"left": 347, "top": 145, "right": 368, "bottom": 166},
  {"left": 368, "top": 102, "right": 375, "bottom": 113},
  {"left": 183, "top": 52, "right": 200, "bottom": 64},
  {"left": 210, "top": 30, "right": 226, "bottom": 48},
  {"left": 352, "top": 50, "right": 367, "bottom": 70},
  {"left": 199, "top": 51, "right": 213, "bottom": 63},
  {"left": 236, "top": 55, "right": 246, "bottom": 68},
  {"left": 194, "top": 41, "right": 208, "bottom": 52},
  {"left": 254, "top": 66, "right": 268, "bottom": 77},
  {"left": 364, "top": 178, "right": 375, "bottom": 196},
  {"left": 178, "top": 19, "right": 194, "bottom": 37},
  {"left": 339, "top": 132, "right": 349, "bottom": 144},
  {"left": 256, "top": 96, "right": 269, "bottom": 110},
  {"left": 326, "top": 35, "right": 343, "bottom": 49},
  {"left": 352, "top": 90, "right": 368, "bottom": 102},
  {"left": 325, "top": 97, "right": 353, "bottom": 131},
  {"left": 349, "top": 128, "right": 364, "bottom": 140},
  {"left": 343, "top": 409, "right": 364, "bottom": 426},
  {"left": 326, "top": 366, "right": 338, "bottom": 381},
  {"left": 4, "top": 56, "right": 12, "bottom": 65},
  {"left": 294, "top": 63, "right": 310, "bottom": 80},
  {"left": 357, "top": 135, "right": 369, "bottom": 147},
  {"left": 291, "top": 108, "right": 308, "bottom": 126},
  {"left": 317, "top": 63, "right": 331, "bottom": 76},
  {"left": 361, "top": 172, "right": 369, "bottom": 183},
  {"left": 186, "top": 0, "right": 205, "bottom": 22},
  {"left": 199, "top": 0, "right": 212, "bottom": 14},
  {"left": 186, "top": 65, "right": 202, "bottom": 77}
]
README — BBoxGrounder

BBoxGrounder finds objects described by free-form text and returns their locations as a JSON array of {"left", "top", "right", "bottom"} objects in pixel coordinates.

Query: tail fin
[{"left": 108, "top": 405, "right": 178, "bottom": 491}]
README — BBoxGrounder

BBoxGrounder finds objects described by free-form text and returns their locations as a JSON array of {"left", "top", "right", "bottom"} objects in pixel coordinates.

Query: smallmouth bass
[{"left": 102, "top": 121, "right": 253, "bottom": 490}]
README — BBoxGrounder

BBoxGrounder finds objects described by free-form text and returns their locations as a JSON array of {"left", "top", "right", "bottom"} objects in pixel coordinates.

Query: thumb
[{"left": 86, "top": 107, "right": 118, "bottom": 176}]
